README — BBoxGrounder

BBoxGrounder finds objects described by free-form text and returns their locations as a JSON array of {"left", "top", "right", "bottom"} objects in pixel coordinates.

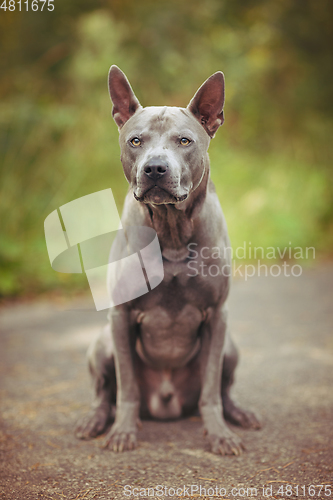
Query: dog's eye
[
  {"left": 180, "top": 138, "right": 191, "bottom": 146},
  {"left": 130, "top": 137, "right": 141, "bottom": 147}
]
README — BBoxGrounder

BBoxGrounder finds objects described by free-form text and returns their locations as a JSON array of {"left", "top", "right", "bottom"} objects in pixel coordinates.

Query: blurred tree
[
  {"left": 0, "top": 0, "right": 332, "bottom": 296},
  {"left": 1, "top": 0, "right": 333, "bottom": 153}
]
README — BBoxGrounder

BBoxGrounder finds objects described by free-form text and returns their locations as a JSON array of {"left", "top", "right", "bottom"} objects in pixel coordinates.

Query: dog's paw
[
  {"left": 201, "top": 403, "right": 245, "bottom": 455},
  {"left": 103, "top": 424, "right": 138, "bottom": 452},
  {"left": 103, "top": 402, "right": 141, "bottom": 452},
  {"left": 223, "top": 399, "right": 262, "bottom": 430},
  {"left": 207, "top": 431, "right": 245, "bottom": 456},
  {"left": 75, "top": 405, "right": 112, "bottom": 440}
]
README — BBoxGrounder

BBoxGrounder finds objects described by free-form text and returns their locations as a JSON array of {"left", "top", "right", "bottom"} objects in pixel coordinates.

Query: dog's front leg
[
  {"left": 103, "top": 307, "right": 140, "bottom": 452},
  {"left": 199, "top": 306, "right": 244, "bottom": 455}
]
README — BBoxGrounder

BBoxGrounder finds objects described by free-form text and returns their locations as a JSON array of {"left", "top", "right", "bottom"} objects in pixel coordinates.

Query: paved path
[{"left": 1, "top": 265, "right": 332, "bottom": 499}]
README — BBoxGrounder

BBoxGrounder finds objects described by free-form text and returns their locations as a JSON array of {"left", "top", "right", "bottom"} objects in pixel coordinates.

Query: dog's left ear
[
  {"left": 108, "top": 65, "right": 142, "bottom": 129},
  {"left": 187, "top": 72, "right": 225, "bottom": 138}
]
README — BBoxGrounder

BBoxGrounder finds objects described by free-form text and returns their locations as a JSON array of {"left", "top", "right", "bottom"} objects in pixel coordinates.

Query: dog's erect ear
[
  {"left": 108, "top": 66, "right": 142, "bottom": 129},
  {"left": 187, "top": 72, "right": 225, "bottom": 138}
]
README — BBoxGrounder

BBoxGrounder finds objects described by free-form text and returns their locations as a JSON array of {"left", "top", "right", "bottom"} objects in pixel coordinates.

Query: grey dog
[{"left": 75, "top": 66, "right": 261, "bottom": 455}]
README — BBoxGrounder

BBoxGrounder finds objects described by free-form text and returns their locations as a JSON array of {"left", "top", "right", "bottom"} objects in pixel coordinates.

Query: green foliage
[
  {"left": 0, "top": 3, "right": 332, "bottom": 297},
  {"left": 209, "top": 143, "right": 331, "bottom": 252}
]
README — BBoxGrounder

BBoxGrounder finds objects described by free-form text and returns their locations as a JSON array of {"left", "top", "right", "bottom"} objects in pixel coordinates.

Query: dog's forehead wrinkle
[
  {"left": 124, "top": 106, "right": 203, "bottom": 140},
  {"left": 141, "top": 106, "right": 189, "bottom": 130}
]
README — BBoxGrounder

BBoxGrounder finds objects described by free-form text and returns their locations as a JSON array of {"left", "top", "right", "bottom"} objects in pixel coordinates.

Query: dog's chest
[
  {"left": 134, "top": 255, "right": 226, "bottom": 320},
  {"left": 162, "top": 256, "right": 227, "bottom": 304}
]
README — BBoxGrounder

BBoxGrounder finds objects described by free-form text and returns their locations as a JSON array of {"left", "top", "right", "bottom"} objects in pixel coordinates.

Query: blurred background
[{"left": 1, "top": 0, "right": 332, "bottom": 298}]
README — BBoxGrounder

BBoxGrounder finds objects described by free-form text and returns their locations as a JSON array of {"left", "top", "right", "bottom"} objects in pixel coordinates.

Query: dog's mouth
[{"left": 134, "top": 186, "right": 188, "bottom": 205}]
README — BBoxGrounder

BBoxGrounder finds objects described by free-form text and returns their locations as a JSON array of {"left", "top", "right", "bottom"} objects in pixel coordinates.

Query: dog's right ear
[{"left": 108, "top": 66, "right": 142, "bottom": 129}]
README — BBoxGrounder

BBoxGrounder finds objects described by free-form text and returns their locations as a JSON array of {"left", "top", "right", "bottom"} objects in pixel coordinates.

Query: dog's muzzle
[{"left": 134, "top": 156, "right": 188, "bottom": 204}]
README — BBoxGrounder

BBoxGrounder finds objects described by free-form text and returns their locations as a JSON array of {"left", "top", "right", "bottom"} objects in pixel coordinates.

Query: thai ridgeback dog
[{"left": 75, "top": 66, "right": 261, "bottom": 455}]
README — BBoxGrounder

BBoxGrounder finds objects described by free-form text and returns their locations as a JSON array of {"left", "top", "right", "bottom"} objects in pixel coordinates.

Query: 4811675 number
[{"left": 0, "top": 0, "right": 54, "bottom": 11}]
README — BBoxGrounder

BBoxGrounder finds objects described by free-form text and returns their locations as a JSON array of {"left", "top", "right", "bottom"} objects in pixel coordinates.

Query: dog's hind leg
[
  {"left": 222, "top": 333, "right": 262, "bottom": 430},
  {"left": 75, "top": 324, "right": 116, "bottom": 439}
]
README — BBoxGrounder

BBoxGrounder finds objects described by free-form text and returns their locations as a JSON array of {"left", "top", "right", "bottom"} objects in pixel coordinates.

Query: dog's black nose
[{"left": 144, "top": 157, "right": 168, "bottom": 181}]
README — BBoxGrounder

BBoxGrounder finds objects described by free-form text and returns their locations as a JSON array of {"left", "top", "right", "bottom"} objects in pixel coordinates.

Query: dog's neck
[{"left": 145, "top": 168, "right": 209, "bottom": 262}]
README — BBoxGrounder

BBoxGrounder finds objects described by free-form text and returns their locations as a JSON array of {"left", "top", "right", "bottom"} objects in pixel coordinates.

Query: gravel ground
[{"left": 0, "top": 264, "right": 332, "bottom": 499}]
